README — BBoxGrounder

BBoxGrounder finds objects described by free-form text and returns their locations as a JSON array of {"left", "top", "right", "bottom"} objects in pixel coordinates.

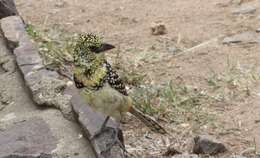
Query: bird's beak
[{"left": 94, "top": 43, "right": 115, "bottom": 53}]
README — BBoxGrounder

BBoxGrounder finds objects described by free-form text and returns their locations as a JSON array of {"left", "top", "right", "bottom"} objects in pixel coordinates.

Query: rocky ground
[
  {"left": 0, "top": 32, "right": 95, "bottom": 157},
  {"left": 1, "top": 0, "right": 259, "bottom": 157}
]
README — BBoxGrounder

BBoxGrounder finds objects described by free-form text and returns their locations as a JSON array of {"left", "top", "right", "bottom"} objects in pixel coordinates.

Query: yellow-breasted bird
[{"left": 73, "top": 33, "right": 167, "bottom": 134}]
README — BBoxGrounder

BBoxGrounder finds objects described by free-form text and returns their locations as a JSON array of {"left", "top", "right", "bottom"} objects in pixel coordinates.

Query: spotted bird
[{"left": 73, "top": 33, "right": 167, "bottom": 134}]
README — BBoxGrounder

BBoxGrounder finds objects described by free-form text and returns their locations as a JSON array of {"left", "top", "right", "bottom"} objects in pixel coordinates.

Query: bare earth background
[{"left": 11, "top": 0, "right": 260, "bottom": 157}]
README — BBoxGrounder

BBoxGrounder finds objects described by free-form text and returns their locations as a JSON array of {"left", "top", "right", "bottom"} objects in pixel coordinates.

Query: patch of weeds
[
  {"left": 25, "top": 24, "right": 40, "bottom": 40},
  {"left": 206, "top": 58, "right": 260, "bottom": 102},
  {"left": 31, "top": 26, "right": 75, "bottom": 62},
  {"left": 130, "top": 81, "right": 215, "bottom": 126},
  {"left": 207, "top": 70, "right": 222, "bottom": 90},
  {"left": 130, "top": 85, "right": 162, "bottom": 114},
  {"left": 25, "top": 24, "right": 78, "bottom": 76}
]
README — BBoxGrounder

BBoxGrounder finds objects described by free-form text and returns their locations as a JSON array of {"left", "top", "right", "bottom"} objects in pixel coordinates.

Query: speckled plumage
[{"left": 73, "top": 33, "right": 127, "bottom": 95}]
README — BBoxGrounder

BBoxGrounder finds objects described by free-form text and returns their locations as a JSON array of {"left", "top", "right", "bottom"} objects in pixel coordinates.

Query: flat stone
[
  {"left": 14, "top": 43, "right": 42, "bottom": 67},
  {"left": 1, "top": 15, "right": 74, "bottom": 121},
  {"left": 27, "top": 73, "right": 74, "bottom": 120},
  {"left": 232, "top": 5, "right": 257, "bottom": 14},
  {"left": 193, "top": 135, "right": 227, "bottom": 155},
  {"left": 24, "top": 69, "right": 58, "bottom": 87},
  {"left": 65, "top": 85, "right": 125, "bottom": 158},
  {"left": 0, "top": 16, "right": 27, "bottom": 49},
  {"left": 0, "top": 117, "right": 57, "bottom": 158},
  {"left": 223, "top": 31, "right": 260, "bottom": 44}
]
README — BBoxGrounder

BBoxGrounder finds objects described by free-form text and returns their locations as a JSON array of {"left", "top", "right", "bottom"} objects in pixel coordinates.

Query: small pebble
[{"left": 151, "top": 22, "right": 167, "bottom": 35}]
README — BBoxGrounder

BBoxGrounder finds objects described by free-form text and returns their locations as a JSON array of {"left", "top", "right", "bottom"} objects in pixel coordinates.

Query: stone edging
[{"left": 0, "top": 16, "right": 125, "bottom": 158}]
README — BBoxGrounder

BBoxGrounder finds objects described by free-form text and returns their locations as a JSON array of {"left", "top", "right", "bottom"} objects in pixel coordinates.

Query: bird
[{"left": 73, "top": 33, "right": 167, "bottom": 135}]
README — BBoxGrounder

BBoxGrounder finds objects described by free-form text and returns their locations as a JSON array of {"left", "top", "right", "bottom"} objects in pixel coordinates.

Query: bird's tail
[{"left": 128, "top": 106, "right": 167, "bottom": 134}]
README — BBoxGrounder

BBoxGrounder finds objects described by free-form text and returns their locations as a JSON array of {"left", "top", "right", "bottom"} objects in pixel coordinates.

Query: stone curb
[
  {"left": 0, "top": 16, "right": 74, "bottom": 121},
  {"left": 0, "top": 15, "right": 125, "bottom": 158}
]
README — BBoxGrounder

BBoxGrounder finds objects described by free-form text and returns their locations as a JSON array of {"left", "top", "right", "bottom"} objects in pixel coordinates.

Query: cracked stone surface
[
  {"left": 1, "top": 16, "right": 74, "bottom": 120},
  {"left": 0, "top": 117, "right": 57, "bottom": 158},
  {"left": 0, "top": 31, "right": 96, "bottom": 158}
]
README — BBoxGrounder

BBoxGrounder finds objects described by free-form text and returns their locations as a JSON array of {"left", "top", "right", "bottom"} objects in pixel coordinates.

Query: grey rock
[
  {"left": 1, "top": 15, "right": 74, "bottom": 120},
  {"left": 232, "top": 5, "right": 257, "bottom": 14},
  {"left": 256, "top": 154, "right": 260, "bottom": 158},
  {"left": 0, "top": 117, "right": 57, "bottom": 158},
  {"left": 14, "top": 41, "right": 43, "bottom": 75},
  {"left": 28, "top": 74, "right": 74, "bottom": 120},
  {"left": 0, "top": 0, "right": 18, "bottom": 19},
  {"left": 0, "top": 16, "right": 27, "bottom": 49},
  {"left": 14, "top": 43, "right": 42, "bottom": 66},
  {"left": 151, "top": 22, "right": 167, "bottom": 35},
  {"left": 173, "top": 153, "right": 199, "bottom": 158},
  {"left": 65, "top": 85, "right": 125, "bottom": 158},
  {"left": 223, "top": 31, "right": 260, "bottom": 44},
  {"left": 256, "top": 28, "right": 260, "bottom": 33},
  {"left": 193, "top": 135, "right": 227, "bottom": 155}
]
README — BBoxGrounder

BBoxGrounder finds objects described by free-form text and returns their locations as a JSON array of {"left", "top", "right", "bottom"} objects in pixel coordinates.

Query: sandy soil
[{"left": 14, "top": 0, "right": 260, "bottom": 157}]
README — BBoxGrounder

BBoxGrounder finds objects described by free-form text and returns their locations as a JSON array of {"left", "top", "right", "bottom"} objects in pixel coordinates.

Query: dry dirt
[{"left": 14, "top": 0, "right": 260, "bottom": 157}]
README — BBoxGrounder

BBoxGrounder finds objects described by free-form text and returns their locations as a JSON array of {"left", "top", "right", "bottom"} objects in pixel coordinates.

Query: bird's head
[
  {"left": 75, "top": 33, "right": 102, "bottom": 53},
  {"left": 73, "top": 33, "right": 115, "bottom": 65},
  {"left": 74, "top": 33, "right": 115, "bottom": 55}
]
